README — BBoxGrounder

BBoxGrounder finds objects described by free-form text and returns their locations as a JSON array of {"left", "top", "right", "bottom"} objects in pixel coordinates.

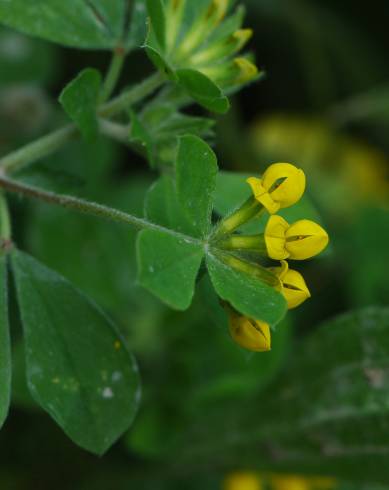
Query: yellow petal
[
  {"left": 264, "top": 215, "right": 290, "bottom": 260},
  {"left": 246, "top": 177, "right": 280, "bottom": 214},
  {"left": 229, "top": 313, "right": 271, "bottom": 352},
  {"left": 281, "top": 268, "right": 311, "bottom": 309},
  {"left": 269, "top": 259, "right": 289, "bottom": 280},
  {"left": 262, "top": 163, "right": 306, "bottom": 209},
  {"left": 285, "top": 219, "right": 329, "bottom": 260}
]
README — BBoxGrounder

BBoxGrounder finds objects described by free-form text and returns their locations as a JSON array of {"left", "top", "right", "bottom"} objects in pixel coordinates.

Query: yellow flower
[
  {"left": 270, "top": 475, "right": 311, "bottom": 490},
  {"left": 265, "top": 215, "right": 329, "bottom": 260},
  {"left": 271, "top": 261, "right": 311, "bottom": 309},
  {"left": 224, "top": 472, "right": 263, "bottom": 490},
  {"left": 247, "top": 163, "right": 306, "bottom": 214},
  {"left": 229, "top": 312, "right": 271, "bottom": 352}
]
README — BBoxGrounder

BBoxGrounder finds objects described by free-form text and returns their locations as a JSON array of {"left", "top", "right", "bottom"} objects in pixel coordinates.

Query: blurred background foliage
[{"left": 0, "top": 0, "right": 388, "bottom": 488}]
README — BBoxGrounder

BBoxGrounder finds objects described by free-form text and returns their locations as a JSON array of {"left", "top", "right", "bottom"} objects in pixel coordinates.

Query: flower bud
[
  {"left": 271, "top": 261, "right": 311, "bottom": 309},
  {"left": 149, "top": 0, "right": 259, "bottom": 92},
  {"left": 229, "top": 311, "right": 271, "bottom": 352},
  {"left": 247, "top": 163, "right": 306, "bottom": 214},
  {"left": 265, "top": 215, "right": 329, "bottom": 260}
]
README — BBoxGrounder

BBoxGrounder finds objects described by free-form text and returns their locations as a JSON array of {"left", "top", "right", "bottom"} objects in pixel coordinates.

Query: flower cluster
[
  {"left": 217, "top": 163, "right": 329, "bottom": 352},
  {"left": 149, "top": 0, "right": 259, "bottom": 90}
]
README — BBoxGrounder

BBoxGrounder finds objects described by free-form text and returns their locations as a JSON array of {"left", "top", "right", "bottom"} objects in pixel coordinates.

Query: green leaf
[
  {"left": 129, "top": 109, "right": 156, "bottom": 167},
  {"left": 0, "top": 256, "right": 11, "bottom": 428},
  {"left": 59, "top": 68, "right": 101, "bottom": 141},
  {"left": 206, "top": 253, "right": 287, "bottom": 326},
  {"left": 145, "top": 175, "right": 197, "bottom": 237},
  {"left": 176, "top": 69, "right": 230, "bottom": 114},
  {"left": 11, "top": 250, "right": 140, "bottom": 455},
  {"left": 137, "top": 230, "right": 204, "bottom": 310},
  {"left": 145, "top": 0, "right": 166, "bottom": 50},
  {"left": 176, "top": 135, "right": 218, "bottom": 237},
  {"left": 0, "top": 0, "right": 147, "bottom": 50},
  {"left": 133, "top": 100, "right": 215, "bottom": 167}
]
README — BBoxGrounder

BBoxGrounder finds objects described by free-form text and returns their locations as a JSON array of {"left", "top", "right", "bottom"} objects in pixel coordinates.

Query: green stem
[
  {"left": 100, "top": 71, "right": 165, "bottom": 118},
  {"left": 0, "top": 192, "right": 11, "bottom": 240},
  {"left": 99, "top": 47, "right": 126, "bottom": 104},
  {"left": 0, "top": 125, "right": 78, "bottom": 175},
  {"left": 218, "top": 234, "right": 267, "bottom": 254},
  {"left": 0, "top": 175, "right": 201, "bottom": 245},
  {"left": 211, "top": 196, "right": 263, "bottom": 241},
  {"left": 0, "top": 72, "right": 165, "bottom": 175}
]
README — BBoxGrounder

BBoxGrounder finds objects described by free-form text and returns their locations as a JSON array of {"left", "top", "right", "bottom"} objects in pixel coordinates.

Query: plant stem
[
  {"left": 99, "top": 46, "right": 126, "bottom": 104},
  {"left": 0, "top": 174, "right": 201, "bottom": 245},
  {"left": 211, "top": 196, "right": 264, "bottom": 241},
  {"left": 0, "top": 72, "right": 165, "bottom": 175},
  {"left": 218, "top": 234, "right": 267, "bottom": 254},
  {"left": 0, "top": 192, "right": 11, "bottom": 240},
  {"left": 100, "top": 71, "right": 164, "bottom": 118},
  {"left": 99, "top": 119, "right": 131, "bottom": 145},
  {"left": 0, "top": 125, "right": 78, "bottom": 175}
]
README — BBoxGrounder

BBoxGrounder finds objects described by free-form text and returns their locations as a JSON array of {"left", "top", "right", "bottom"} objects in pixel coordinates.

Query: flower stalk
[
  {"left": 218, "top": 234, "right": 267, "bottom": 254},
  {"left": 211, "top": 196, "right": 263, "bottom": 240}
]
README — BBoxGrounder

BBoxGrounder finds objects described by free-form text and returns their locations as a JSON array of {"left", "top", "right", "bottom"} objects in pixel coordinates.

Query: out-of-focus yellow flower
[
  {"left": 249, "top": 114, "right": 389, "bottom": 214},
  {"left": 270, "top": 475, "right": 337, "bottom": 490},
  {"left": 265, "top": 215, "right": 329, "bottom": 260},
  {"left": 270, "top": 260, "right": 310, "bottom": 309},
  {"left": 247, "top": 163, "right": 306, "bottom": 214},
  {"left": 270, "top": 475, "right": 311, "bottom": 490},
  {"left": 224, "top": 471, "right": 263, "bottom": 490},
  {"left": 229, "top": 311, "right": 271, "bottom": 352}
]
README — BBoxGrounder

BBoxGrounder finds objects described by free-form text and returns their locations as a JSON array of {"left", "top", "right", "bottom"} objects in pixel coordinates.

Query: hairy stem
[
  {"left": 0, "top": 72, "right": 165, "bottom": 175},
  {"left": 0, "top": 125, "right": 78, "bottom": 175},
  {"left": 0, "top": 174, "right": 201, "bottom": 245},
  {"left": 218, "top": 234, "right": 267, "bottom": 254},
  {"left": 100, "top": 71, "right": 164, "bottom": 118}
]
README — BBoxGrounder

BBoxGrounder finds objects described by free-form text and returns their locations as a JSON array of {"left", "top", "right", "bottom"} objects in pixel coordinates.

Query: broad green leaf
[
  {"left": 176, "top": 135, "right": 218, "bottom": 237},
  {"left": 145, "top": 175, "right": 197, "bottom": 237},
  {"left": 0, "top": 256, "right": 11, "bottom": 428},
  {"left": 137, "top": 229, "right": 204, "bottom": 310},
  {"left": 206, "top": 253, "right": 287, "bottom": 326},
  {"left": 11, "top": 250, "right": 140, "bottom": 455},
  {"left": 176, "top": 69, "right": 230, "bottom": 113},
  {"left": 59, "top": 68, "right": 101, "bottom": 141},
  {"left": 145, "top": 0, "right": 166, "bottom": 50},
  {"left": 0, "top": 0, "right": 147, "bottom": 50}
]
